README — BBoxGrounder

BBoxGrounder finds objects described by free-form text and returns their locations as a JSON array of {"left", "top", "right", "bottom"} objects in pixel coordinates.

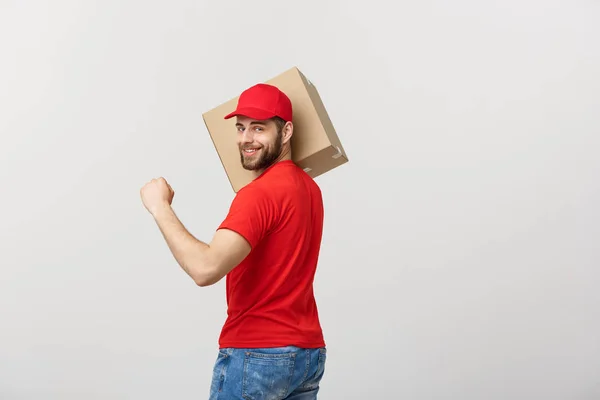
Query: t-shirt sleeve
[{"left": 217, "top": 185, "right": 279, "bottom": 249}]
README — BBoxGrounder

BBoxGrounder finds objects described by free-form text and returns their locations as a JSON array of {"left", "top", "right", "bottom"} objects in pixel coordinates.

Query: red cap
[{"left": 224, "top": 83, "right": 293, "bottom": 122}]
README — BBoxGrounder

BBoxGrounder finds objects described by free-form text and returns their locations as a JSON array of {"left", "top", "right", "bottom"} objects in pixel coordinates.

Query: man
[{"left": 140, "top": 83, "right": 327, "bottom": 399}]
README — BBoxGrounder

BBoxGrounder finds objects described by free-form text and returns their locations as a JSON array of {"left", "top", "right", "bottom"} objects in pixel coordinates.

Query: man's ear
[{"left": 282, "top": 121, "right": 293, "bottom": 144}]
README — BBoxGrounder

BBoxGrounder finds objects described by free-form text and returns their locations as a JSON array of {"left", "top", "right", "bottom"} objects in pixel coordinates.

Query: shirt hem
[{"left": 218, "top": 339, "right": 326, "bottom": 349}]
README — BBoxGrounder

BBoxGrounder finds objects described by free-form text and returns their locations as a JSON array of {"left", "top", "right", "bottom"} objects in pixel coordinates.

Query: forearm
[{"left": 151, "top": 204, "right": 214, "bottom": 284}]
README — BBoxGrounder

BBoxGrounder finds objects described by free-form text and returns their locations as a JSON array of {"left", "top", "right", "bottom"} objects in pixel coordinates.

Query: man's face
[{"left": 235, "top": 116, "right": 283, "bottom": 171}]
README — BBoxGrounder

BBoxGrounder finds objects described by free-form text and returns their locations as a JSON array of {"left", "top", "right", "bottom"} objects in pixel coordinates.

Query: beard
[{"left": 239, "top": 131, "right": 283, "bottom": 171}]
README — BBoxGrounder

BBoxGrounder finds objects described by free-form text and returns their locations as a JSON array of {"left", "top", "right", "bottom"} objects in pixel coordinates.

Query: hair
[{"left": 270, "top": 116, "right": 287, "bottom": 134}]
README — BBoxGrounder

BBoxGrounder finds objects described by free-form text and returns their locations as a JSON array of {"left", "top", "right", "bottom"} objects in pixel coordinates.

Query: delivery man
[{"left": 140, "top": 82, "right": 327, "bottom": 399}]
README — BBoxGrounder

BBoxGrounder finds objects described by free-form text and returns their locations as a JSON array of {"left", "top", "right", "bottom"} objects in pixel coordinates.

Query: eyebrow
[{"left": 235, "top": 121, "right": 266, "bottom": 127}]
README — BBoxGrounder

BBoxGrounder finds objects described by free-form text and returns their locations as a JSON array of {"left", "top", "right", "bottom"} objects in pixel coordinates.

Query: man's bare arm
[{"left": 151, "top": 204, "right": 251, "bottom": 286}]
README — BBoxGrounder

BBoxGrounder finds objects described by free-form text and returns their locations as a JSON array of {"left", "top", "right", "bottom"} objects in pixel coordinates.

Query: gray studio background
[{"left": 1, "top": 1, "right": 599, "bottom": 399}]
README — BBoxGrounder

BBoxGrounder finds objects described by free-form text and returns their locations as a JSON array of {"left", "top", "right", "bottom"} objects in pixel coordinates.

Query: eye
[{"left": 254, "top": 126, "right": 264, "bottom": 132}]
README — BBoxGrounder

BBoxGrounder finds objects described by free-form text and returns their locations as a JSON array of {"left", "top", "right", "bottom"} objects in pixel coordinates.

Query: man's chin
[
  {"left": 240, "top": 159, "right": 260, "bottom": 171},
  {"left": 240, "top": 152, "right": 263, "bottom": 170}
]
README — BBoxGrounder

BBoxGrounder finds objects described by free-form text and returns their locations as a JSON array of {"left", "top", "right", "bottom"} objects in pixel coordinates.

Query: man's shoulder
[
  {"left": 234, "top": 177, "right": 284, "bottom": 204},
  {"left": 236, "top": 161, "right": 322, "bottom": 200},
  {"left": 234, "top": 180, "right": 271, "bottom": 202},
  {"left": 267, "top": 164, "right": 321, "bottom": 194}
]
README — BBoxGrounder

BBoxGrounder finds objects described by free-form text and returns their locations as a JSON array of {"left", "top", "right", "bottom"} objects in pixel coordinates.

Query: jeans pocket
[
  {"left": 299, "top": 347, "right": 327, "bottom": 391},
  {"left": 209, "top": 351, "right": 229, "bottom": 399},
  {"left": 242, "top": 350, "right": 296, "bottom": 400},
  {"left": 316, "top": 347, "right": 327, "bottom": 377}
]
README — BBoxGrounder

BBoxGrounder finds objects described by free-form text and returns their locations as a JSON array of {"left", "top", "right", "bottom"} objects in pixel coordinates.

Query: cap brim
[{"left": 224, "top": 107, "right": 277, "bottom": 120}]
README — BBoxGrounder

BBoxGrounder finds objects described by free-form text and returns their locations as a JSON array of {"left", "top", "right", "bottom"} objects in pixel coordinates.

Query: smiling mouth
[{"left": 242, "top": 148, "right": 260, "bottom": 155}]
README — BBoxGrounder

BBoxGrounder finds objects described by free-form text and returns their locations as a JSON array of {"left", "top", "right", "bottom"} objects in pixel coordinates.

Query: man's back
[{"left": 217, "top": 159, "right": 326, "bottom": 349}]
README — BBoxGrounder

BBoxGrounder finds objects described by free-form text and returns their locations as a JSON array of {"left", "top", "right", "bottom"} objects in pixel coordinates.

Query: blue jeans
[{"left": 209, "top": 346, "right": 327, "bottom": 399}]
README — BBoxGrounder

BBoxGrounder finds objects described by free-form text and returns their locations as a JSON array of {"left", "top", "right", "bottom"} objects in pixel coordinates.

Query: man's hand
[{"left": 140, "top": 177, "right": 174, "bottom": 216}]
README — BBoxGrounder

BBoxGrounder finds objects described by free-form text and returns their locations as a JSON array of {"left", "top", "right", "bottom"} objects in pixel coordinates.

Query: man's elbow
[
  {"left": 191, "top": 265, "right": 223, "bottom": 287},
  {"left": 194, "top": 276, "right": 218, "bottom": 287}
]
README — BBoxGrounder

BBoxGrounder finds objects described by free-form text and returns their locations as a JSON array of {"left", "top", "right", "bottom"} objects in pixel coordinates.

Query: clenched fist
[{"left": 140, "top": 177, "right": 174, "bottom": 216}]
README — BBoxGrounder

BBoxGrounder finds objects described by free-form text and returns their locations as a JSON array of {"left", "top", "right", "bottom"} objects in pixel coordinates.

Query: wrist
[{"left": 151, "top": 202, "right": 173, "bottom": 219}]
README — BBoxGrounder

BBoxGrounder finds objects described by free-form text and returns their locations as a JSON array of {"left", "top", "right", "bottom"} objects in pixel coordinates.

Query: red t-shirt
[{"left": 216, "top": 159, "right": 326, "bottom": 349}]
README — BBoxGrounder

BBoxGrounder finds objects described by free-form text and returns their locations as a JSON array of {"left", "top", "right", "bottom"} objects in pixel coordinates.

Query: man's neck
[{"left": 252, "top": 153, "right": 292, "bottom": 179}]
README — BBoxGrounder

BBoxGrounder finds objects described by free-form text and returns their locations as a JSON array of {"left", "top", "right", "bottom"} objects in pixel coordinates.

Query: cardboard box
[{"left": 202, "top": 66, "right": 348, "bottom": 192}]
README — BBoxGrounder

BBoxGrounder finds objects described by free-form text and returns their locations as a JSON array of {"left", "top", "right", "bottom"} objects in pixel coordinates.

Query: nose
[{"left": 240, "top": 127, "right": 254, "bottom": 143}]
